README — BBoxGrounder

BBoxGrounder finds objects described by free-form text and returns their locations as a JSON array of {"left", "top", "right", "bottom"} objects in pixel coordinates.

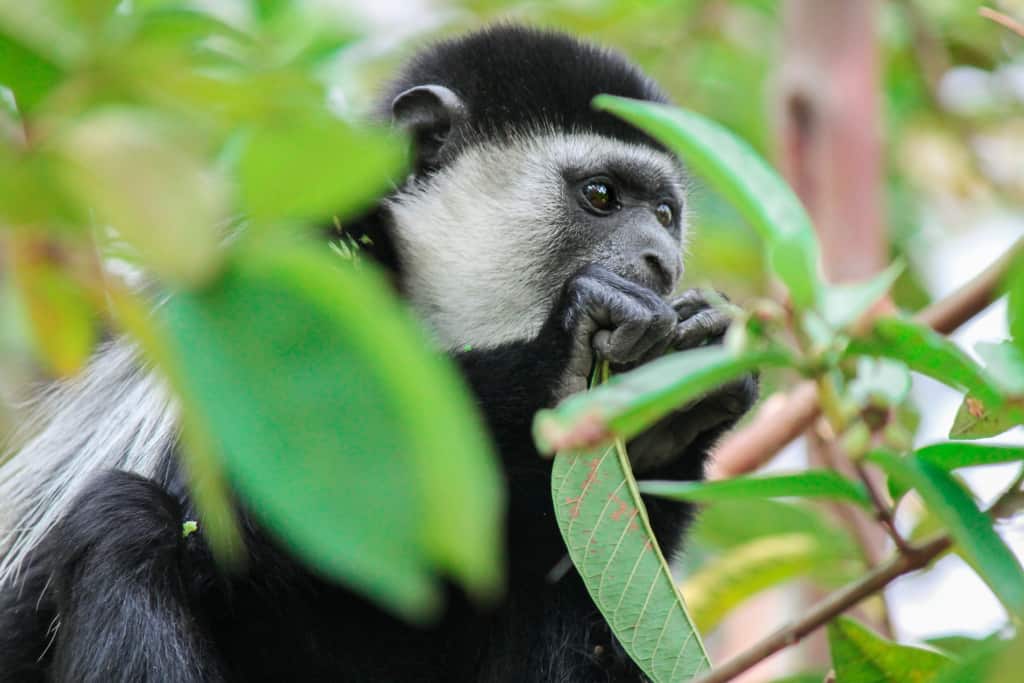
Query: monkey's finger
[
  {"left": 672, "top": 308, "right": 731, "bottom": 350},
  {"left": 669, "top": 289, "right": 710, "bottom": 321}
]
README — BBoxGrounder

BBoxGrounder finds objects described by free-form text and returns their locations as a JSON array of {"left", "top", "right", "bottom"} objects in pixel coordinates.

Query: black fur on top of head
[{"left": 383, "top": 24, "right": 671, "bottom": 152}]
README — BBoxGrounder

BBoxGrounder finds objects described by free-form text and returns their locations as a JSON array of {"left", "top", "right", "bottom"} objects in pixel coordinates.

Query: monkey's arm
[
  {"left": 44, "top": 470, "right": 225, "bottom": 683},
  {"left": 456, "top": 275, "right": 756, "bottom": 560}
]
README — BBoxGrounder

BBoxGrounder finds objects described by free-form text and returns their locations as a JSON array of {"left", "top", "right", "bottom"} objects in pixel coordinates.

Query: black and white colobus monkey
[{"left": 0, "top": 25, "right": 756, "bottom": 682}]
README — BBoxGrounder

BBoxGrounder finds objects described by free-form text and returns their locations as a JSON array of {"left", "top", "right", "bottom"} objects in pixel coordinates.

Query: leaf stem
[
  {"left": 710, "top": 236, "right": 1024, "bottom": 479},
  {"left": 688, "top": 534, "right": 952, "bottom": 683},
  {"left": 855, "top": 462, "right": 911, "bottom": 554}
]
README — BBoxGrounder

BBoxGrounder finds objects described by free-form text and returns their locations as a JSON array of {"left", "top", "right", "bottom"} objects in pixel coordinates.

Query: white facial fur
[{"left": 387, "top": 131, "right": 687, "bottom": 350}]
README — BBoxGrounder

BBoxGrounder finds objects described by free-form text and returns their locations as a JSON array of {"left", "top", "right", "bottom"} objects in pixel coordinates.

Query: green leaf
[
  {"left": 931, "top": 637, "right": 1007, "bottom": 683},
  {"left": 883, "top": 444, "right": 1024, "bottom": 501},
  {"left": 1009, "top": 257, "right": 1023, "bottom": 351},
  {"left": 552, "top": 439, "right": 710, "bottom": 681},
  {"left": 868, "top": 451, "right": 1024, "bottom": 615},
  {"left": 820, "top": 261, "right": 904, "bottom": 330},
  {"left": 847, "top": 317, "right": 1005, "bottom": 406},
  {"left": 593, "top": 95, "right": 821, "bottom": 310},
  {"left": 56, "top": 110, "right": 228, "bottom": 288},
  {"left": 239, "top": 116, "right": 407, "bottom": 223},
  {"left": 534, "top": 345, "right": 789, "bottom": 454},
  {"left": 692, "top": 499, "right": 860, "bottom": 560},
  {"left": 950, "top": 395, "right": 1024, "bottom": 440},
  {"left": 0, "top": 30, "right": 63, "bottom": 114},
  {"left": 828, "top": 616, "right": 953, "bottom": 683},
  {"left": 917, "top": 443, "right": 1024, "bottom": 470},
  {"left": 681, "top": 533, "right": 842, "bottom": 632},
  {"left": 158, "top": 247, "right": 502, "bottom": 621},
  {"left": 639, "top": 471, "right": 871, "bottom": 507},
  {"left": 975, "top": 341, "right": 1024, "bottom": 395},
  {"left": 10, "top": 246, "right": 96, "bottom": 376},
  {"left": 848, "top": 357, "right": 912, "bottom": 407}
]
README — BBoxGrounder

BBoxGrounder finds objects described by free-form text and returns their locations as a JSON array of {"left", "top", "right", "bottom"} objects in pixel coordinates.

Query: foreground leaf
[
  {"left": 1009, "top": 257, "right": 1023, "bottom": 350},
  {"left": 0, "top": 30, "right": 63, "bottom": 114},
  {"left": 886, "top": 444, "right": 1024, "bottom": 500},
  {"left": 159, "top": 247, "right": 502, "bottom": 621},
  {"left": 9, "top": 241, "right": 96, "bottom": 375},
  {"left": 847, "top": 317, "right": 1004, "bottom": 406},
  {"left": 56, "top": 110, "right": 228, "bottom": 288},
  {"left": 820, "top": 262, "right": 904, "bottom": 331},
  {"left": 552, "top": 439, "right": 710, "bottom": 681},
  {"left": 239, "top": 116, "right": 406, "bottom": 223},
  {"left": 976, "top": 341, "right": 1024, "bottom": 395},
  {"left": 828, "top": 616, "right": 953, "bottom": 683},
  {"left": 534, "top": 345, "right": 788, "bottom": 454},
  {"left": 950, "top": 395, "right": 1024, "bottom": 440},
  {"left": 868, "top": 451, "right": 1024, "bottom": 615},
  {"left": 639, "top": 471, "right": 871, "bottom": 507},
  {"left": 593, "top": 95, "right": 821, "bottom": 310},
  {"left": 682, "top": 533, "right": 839, "bottom": 632}
]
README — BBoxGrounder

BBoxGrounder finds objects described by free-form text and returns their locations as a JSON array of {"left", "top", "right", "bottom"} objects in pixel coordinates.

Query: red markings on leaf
[
  {"left": 609, "top": 493, "right": 632, "bottom": 521},
  {"left": 967, "top": 397, "right": 986, "bottom": 419}
]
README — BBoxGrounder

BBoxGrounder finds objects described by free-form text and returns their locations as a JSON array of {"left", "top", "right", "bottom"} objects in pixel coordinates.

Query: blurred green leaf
[
  {"left": 534, "top": 345, "right": 789, "bottom": 454},
  {"left": 593, "top": 95, "right": 821, "bottom": 310},
  {"left": 639, "top": 471, "right": 871, "bottom": 507},
  {"left": 239, "top": 116, "right": 407, "bottom": 223},
  {"left": 59, "top": 0, "right": 119, "bottom": 29},
  {"left": 9, "top": 242, "right": 96, "bottom": 376},
  {"left": 682, "top": 533, "right": 842, "bottom": 632},
  {"left": 868, "top": 451, "right": 1024, "bottom": 615},
  {"left": 848, "top": 357, "right": 912, "bottom": 407},
  {"left": 56, "top": 110, "right": 228, "bottom": 287},
  {"left": 975, "top": 341, "right": 1024, "bottom": 396},
  {"left": 552, "top": 438, "right": 710, "bottom": 682},
  {"left": 883, "top": 444, "right": 1024, "bottom": 501},
  {"left": 692, "top": 498, "right": 859, "bottom": 559},
  {"left": 828, "top": 616, "right": 953, "bottom": 683},
  {"left": 1009, "top": 259, "right": 1023, "bottom": 351},
  {"left": 848, "top": 317, "right": 1005, "bottom": 406},
  {"left": 158, "top": 247, "right": 502, "bottom": 621},
  {"left": 950, "top": 395, "right": 1024, "bottom": 440},
  {"left": 931, "top": 636, "right": 1007, "bottom": 683},
  {"left": 821, "top": 262, "right": 904, "bottom": 330},
  {"left": 0, "top": 30, "right": 63, "bottom": 114}
]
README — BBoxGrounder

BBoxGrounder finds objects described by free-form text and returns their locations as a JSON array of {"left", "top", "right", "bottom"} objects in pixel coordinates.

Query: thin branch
[
  {"left": 710, "top": 236, "right": 1024, "bottom": 480},
  {"left": 980, "top": 7, "right": 1024, "bottom": 38},
  {"left": 689, "top": 535, "right": 953, "bottom": 683},
  {"left": 855, "top": 461, "right": 910, "bottom": 554}
]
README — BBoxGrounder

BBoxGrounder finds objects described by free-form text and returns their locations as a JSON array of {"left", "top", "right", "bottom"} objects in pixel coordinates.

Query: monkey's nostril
[{"left": 643, "top": 252, "right": 676, "bottom": 292}]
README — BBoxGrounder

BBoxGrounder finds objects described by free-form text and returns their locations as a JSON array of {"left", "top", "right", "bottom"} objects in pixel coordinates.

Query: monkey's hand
[
  {"left": 557, "top": 264, "right": 679, "bottom": 398},
  {"left": 625, "top": 288, "right": 758, "bottom": 474}
]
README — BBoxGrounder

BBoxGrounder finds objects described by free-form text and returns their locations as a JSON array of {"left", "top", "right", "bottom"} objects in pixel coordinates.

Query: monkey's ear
[{"left": 391, "top": 85, "right": 465, "bottom": 172}]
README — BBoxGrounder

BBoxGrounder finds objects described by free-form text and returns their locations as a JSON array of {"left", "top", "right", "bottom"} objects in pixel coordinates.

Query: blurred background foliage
[{"left": 2, "top": 0, "right": 1024, "bottom": 680}]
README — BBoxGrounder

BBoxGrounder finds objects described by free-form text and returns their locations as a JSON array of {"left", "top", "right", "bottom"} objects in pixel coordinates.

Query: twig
[
  {"left": 689, "top": 535, "right": 953, "bottom": 683},
  {"left": 980, "top": 7, "right": 1024, "bottom": 38},
  {"left": 855, "top": 461, "right": 910, "bottom": 554},
  {"left": 710, "top": 236, "right": 1024, "bottom": 479}
]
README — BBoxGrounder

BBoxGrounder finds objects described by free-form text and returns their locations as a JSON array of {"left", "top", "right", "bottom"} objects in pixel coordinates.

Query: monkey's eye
[
  {"left": 580, "top": 179, "right": 618, "bottom": 214},
  {"left": 655, "top": 203, "right": 674, "bottom": 227}
]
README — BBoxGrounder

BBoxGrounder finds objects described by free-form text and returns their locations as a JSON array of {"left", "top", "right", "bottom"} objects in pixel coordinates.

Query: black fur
[
  {"left": 385, "top": 24, "right": 671, "bottom": 152},
  {"left": 0, "top": 26, "right": 756, "bottom": 682}
]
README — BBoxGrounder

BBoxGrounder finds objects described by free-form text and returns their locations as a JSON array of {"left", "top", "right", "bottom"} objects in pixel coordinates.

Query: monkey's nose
[{"left": 642, "top": 251, "right": 680, "bottom": 294}]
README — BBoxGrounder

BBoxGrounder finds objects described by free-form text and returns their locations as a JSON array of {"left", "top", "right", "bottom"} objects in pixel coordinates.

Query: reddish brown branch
[
  {"left": 689, "top": 535, "right": 952, "bottom": 683},
  {"left": 980, "top": 7, "right": 1024, "bottom": 38},
  {"left": 709, "top": 236, "right": 1024, "bottom": 480}
]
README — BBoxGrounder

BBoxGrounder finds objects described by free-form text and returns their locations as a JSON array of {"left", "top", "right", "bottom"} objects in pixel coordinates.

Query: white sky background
[{"left": 193, "top": 0, "right": 1024, "bottom": 649}]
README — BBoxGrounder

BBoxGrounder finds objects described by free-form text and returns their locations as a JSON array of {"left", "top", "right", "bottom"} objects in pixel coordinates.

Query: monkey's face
[{"left": 387, "top": 131, "right": 687, "bottom": 351}]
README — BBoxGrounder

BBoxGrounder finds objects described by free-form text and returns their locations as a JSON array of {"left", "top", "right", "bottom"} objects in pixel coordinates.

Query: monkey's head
[{"left": 383, "top": 25, "right": 688, "bottom": 349}]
